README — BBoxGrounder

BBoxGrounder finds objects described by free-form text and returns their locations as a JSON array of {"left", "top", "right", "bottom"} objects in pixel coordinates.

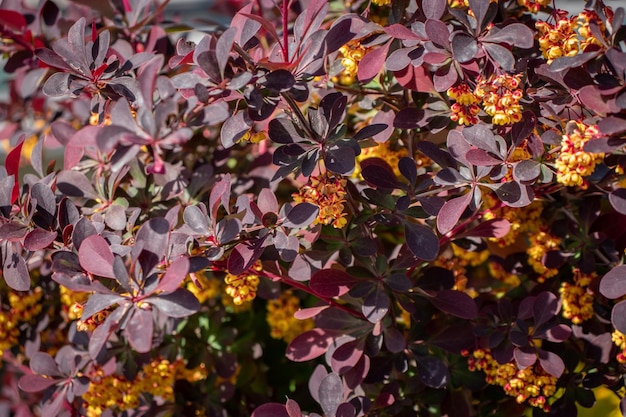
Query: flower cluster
[
  {"left": 555, "top": 121, "right": 604, "bottom": 187},
  {"left": 559, "top": 268, "right": 596, "bottom": 324},
  {"left": 266, "top": 290, "right": 314, "bottom": 343},
  {"left": 474, "top": 74, "right": 524, "bottom": 125},
  {"left": 536, "top": 11, "right": 580, "bottom": 62},
  {"left": 527, "top": 229, "right": 561, "bottom": 281},
  {"left": 612, "top": 330, "right": 626, "bottom": 363},
  {"left": 465, "top": 348, "right": 557, "bottom": 412},
  {"left": 60, "top": 285, "right": 89, "bottom": 320},
  {"left": 224, "top": 260, "right": 262, "bottom": 305},
  {"left": 334, "top": 39, "right": 369, "bottom": 85},
  {"left": 82, "top": 358, "right": 207, "bottom": 417},
  {"left": 187, "top": 270, "right": 222, "bottom": 304},
  {"left": 292, "top": 175, "right": 348, "bottom": 228},
  {"left": 0, "top": 288, "right": 43, "bottom": 358},
  {"left": 517, "top": 0, "right": 550, "bottom": 13},
  {"left": 447, "top": 84, "right": 481, "bottom": 126}
]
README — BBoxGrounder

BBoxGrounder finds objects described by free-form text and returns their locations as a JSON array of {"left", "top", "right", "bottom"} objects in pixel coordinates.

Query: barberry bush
[{"left": 2, "top": 0, "right": 626, "bottom": 415}]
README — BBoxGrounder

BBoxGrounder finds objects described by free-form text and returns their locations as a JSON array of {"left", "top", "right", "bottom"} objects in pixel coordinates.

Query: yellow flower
[
  {"left": 224, "top": 260, "right": 262, "bottom": 305},
  {"left": 555, "top": 121, "right": 604, "bottom": 187},
  {"left": 292, "top": 175, "right": 348, "bottom": 229},
  {"left": 527, "top": 229, "right": 560, "bottom": 281},
  {"left": 187, "top": 270, "right": 222, "bottom": 304},
  {"left": 266, "top": 290, "right": 314, "bottom": 343},
  {"left": 474, "top": 74, "right": 524, "bottom": 126},
  {"left": 517, "top": 0, "right": 550, "bottom": 13},
  {"left": 559, "top": 268, "right": 596, "bottom": 324},
  {"left": 333, "top": 39, "right": 370, "bottom": 85}
]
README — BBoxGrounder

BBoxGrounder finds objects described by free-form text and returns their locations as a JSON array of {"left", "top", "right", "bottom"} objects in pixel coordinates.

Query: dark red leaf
[
  {"left": 18, "top": 374, "right": 59, "bottom": 393},
  {"left": 537, "top": 349, "right": 565, "bottom": 378},
  {"left": 362, "top": 288, "right": 390, "bottom": 324},
  {"left": 283, "top": 203, "right": 319, "bottom": 228},
  {"left": 286, "top": 328, "right": 336, "bottom": 362},
  {"left": 310, "top": 269, "right": 358, "bottom": 297},
  {"left": 30, "top": 352, "right": 61, "bottom": 377},
  {"left": 126, "top": 308, "right": 154, "bottom": 353},
  {"left": 251, "top": 403, "right": 289, "bottom": 417},
  {"left": 0, "top": 9, "right": 27, "bottom": 28},
  {"left": 5, "top": 138, "right": 24, "bottom": 204},
  {"left": 481, "top": 23, "right": 534, "bottom": 48},
  {"left": 148, "top": 288, "right": 200, "bottom": 318},
  {"left": 331, "top": 339, "right": 364, "bottom": 374},
  {"left": 514, "top": 346, "right": 537, "bottom": 369},
  {"left": 437, "top": 192, "right": 472, "bottom": 235},
  {"left": 430, "top": 290, "right": 478, "bottom": 319},
  {"left": 422, "top": 0, "right": 447, "bottom": 19},
  {"left": 78, "top": 235, "right": 115, "bottom": 278},
  {"left": 465, "top": 149, "right": 502, "bottom": 166},
  {"left": 357, "top": 42, "right": 390, "bottom": 83},
  {"left": 24, "top": 229, "right": 57, "bottom": 251},
  {"left": 156, "top": 256, "right": 190, "bottom": 293}
]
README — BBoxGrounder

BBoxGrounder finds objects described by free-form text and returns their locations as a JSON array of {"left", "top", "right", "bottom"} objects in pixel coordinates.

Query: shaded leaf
[
  {"left": 610, "top": 189, "right": 626, "bottom": 216},
  {"left": 126, "top": 308, "right": 153, "bottom": 353},
  {"left": 437, "top": 192, "right": 472, "bottom": 235},
  {"left": 287, "top": 328, "right": 336, "bottom": 362},
  {"left": 18, "top": 374, "right": 59, "bottom": 393},
  {"left": 514, "top": 346, "right": 537, "bottom": 369},
  {"left": 78, "top": 235, "right": 115, "bottom": 278},
  {"left": 357, "top": 42, "right": 390, "bottom": 83},
  {"left": 331, "top": 339, "right": 364, "bottom": 374},
  {"left": 251, "top": 403, "right": 289, "bottom": 417},
  {"left": 482, "top": 23, "right": 534, "bottom": 48},
  {"left": 310, "top": 269, "right": 358, "bottom": 297},
  {"left": 156, "top": 256, "right": 190, "bottom": 293},
  {"left": 148, "top": 288, "right": 200, "bottom": 318},
  {"left": 416, "top": 356, "right": 449, "bottom": 388},
  {"left": 451, "top": 33, "right": 477, "bottom": 63},
  {"left": 483, "top": 43, "right": 514, "bottom": 71},
  {"left": 430, "top": 290, "right": 478, "bottom": 319},
  {"left": 538, "top": 349, "right": 565, "bottom": 378},
  {"left": 4, "top": 251, "right": 30, "bottom": 291},
  {"left": 283, "top": 203, "right": 319, "bottom": 228},
  {"left": 30, "top": 352, "right": 61, "bottom": 377},
  {"left": 81, "top": 293, "right": 123, "bottom": 319},
  {"left": 404, "top": 222, "right": 439, "bottom": 261},
  {"left": 363, "top": 288, "right": 390, "bottom": 323}
]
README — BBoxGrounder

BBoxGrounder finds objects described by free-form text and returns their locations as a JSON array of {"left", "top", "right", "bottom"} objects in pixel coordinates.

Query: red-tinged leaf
[
  {"left": 286, "top": 399, "right": 302, "bottom": 417},
  {"left": 17, "top": 374, "right": 59, "bottom": 393},
  {"left": 286, "top": 328, "right": 336, "bottom": 362},
  {"left": 319, "top": 373, "right": 343, "bottom": 417},
  {"left": 404, "top": 222, "right": 439, "bottom": 261},
  {"left": 331, "top": 339, "right": 364, "bottom": 374},
  {"left": 425, "top": 19, "right": 450, "bottom": 49},
  {"left": 156, "top": 256, "right": 189, "bottom": 293},
  {"left": 6, "top": 138, "right": 24, "bottom": 204},
  {"left": 545, "top": 324, "right": 572, "bottom": 343},
  {"left": 360, "top": 158, "right": 399, "bottom": 189},
  {"left": 308, "top": 364, "right": 328, "bottom": 403},
  {"left": 0, "top": 222, "right": 28, "bottom": 240},
  {"left": 357, "top": 42, "right": 390, "bottom": 83},
  {"left": 30, "top": 352, "right": 61, "bottom": 377},
  {"left": 0, "top": 10, "right": 27, "bottom": 29},
  {"left": 393, "top": 65, "right": 434, "bottom": 92},
  {"left": 513, "top": 160, "right": 541, "bottom": 182},
  {"left": 251, "top": 403, "right": 289, "bottom": 417},
  {"left": 538, "top": 349, "right": 565, "bottom": 378},
  {"left": 81, "top": 293, "right": 123, "bottom": 319},
  {"left": 514, "top": 346, "right": 537, "bottom": 369},
  {"left": 384, "top": 24, "right": 422, "bottom": 40},
  {"left": 451, "top": 33, "right": 478, "bottom": 63},
  {"left": 463, "top": 218, "right": 511, "bottom": 238},
  {"left": 344, "top": 355, "right": 370, "bottom": 389},
  {"left": 227, "top": 238, "right": 267, "bottom": 275},
  {"left": 599, "top": 116, "right": 626, "bottom": 136},
  {"left": 126, "top": 308, "right": 153, "bottom": 353},
  {"left": 482, "top": 23, "right": 534, "bottom": 48},
  {"left": 294, "top": 305, "right": 329, "bottom": 320},
  {"left": 533, "top": 291, "right": 560, "bottom": 327},
  {"left": 310, "top": 269, "right": 358, "bottom": 297},
  {"left": 579, "top": 85, "right": 615, "bottom": 115},
  {"left": 465, "top": 149, "right": 502, "bottom": 166},
  {"left": 437, "top": 192, "right": 472, "bottom": 235},
  {"left": 430, "top": 290, "right": 478, "bottom": 319},
  {"left": 336, "top": 403, "right": 356, "bottom": 417},
  {"left": 78, "top": 235, "right": 115, "bottom": 278},
  {"left": 433, "top": 64, "right": 458, "bottom": 92},
  {"left": 283, "top": 203, "right": 319, "bottom": 228},
  {"left": 483, "top": 42, "right": 514, "bottom": 71},
  {"left": 362, "top": 288, "right": 390, "bottom": 324},
  {"left": 24, "top": 228, "right": 57, "bottom": 251},
  {"left": 148, "top": 288, "right": 199, "bottom": 318},
  {"left": 41, "top": 387, "right": 67, "bottom": 417}
]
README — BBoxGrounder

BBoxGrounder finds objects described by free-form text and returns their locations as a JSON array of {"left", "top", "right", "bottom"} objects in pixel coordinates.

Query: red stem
[{"left": 282, "top": 0, "right": 289, "bottom": 62}]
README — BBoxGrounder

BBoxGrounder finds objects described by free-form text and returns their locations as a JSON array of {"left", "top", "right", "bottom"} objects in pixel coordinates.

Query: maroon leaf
[
  {"left": 5, "top": 138, "right": 23, "bottom": 204},
  {"left": 465, "top": 149, "right": 502, "bottom": 166},
  {"left": 384, "top": 24, "right": 422, "bottom": 40},
  {"left": 24, "top": 229, "right": 57, "bottom": 251},
  {"left": 357, "top": 42, "right": 390, "bottom": 83},
  {"left": 422, "top": 0, "right": 447, "bottom": 19},
  {"left": 251, "top": 403, "right": 289, "bottom": 417},
  {"left": 0, "top": 222, "right": 28, "bottom": 240},
  {"left": 362, "top": 288, "right": 390, "bottom": 324},
  {"left": 416, "top": 356, "right": 449, "bottom": 388},
  {"left": 538, "top": 349, "right": 565, "bottom": 378},
  {"left": 384, "top": 326, "right": 406, "bottom": 353},
  {"left": 81, "top": 293, "right": 123, "bottom": 319},
  {"left": 227, "top": 237, "right": 267, "bottom": 275},
  {"left": 17, "top": 374, "right": 59, "bottom": 393},
  {"left": 462, "top": 219, "right": 510, "bottom": 239},
  {"left": 126, "top": 308, "right": 154, "bottom": 353},
  {"left": 30, "top": 352, "right": 62, "bottom": 377},
  {"left": 78, "top": 235, "right": 115, "bottom": 278},
  {"left": 394, "top": 108, "right": 425, "bottom": 129},
  {"left": 331, "top": 339, "right": 364, "bottom": 374},
  {"left": 148, "top": 288, "right": 199, "bottom": 318},
  {"left": 545, "top": 324, "right": 571, "bottom": 343},
  {"left": 513, "top": 160, "right": 541, "bottom": 182},
  {"left": 599, "top": 116, "right": 626, "bottom": 136},
  {"left": 579, "top": 85, "right": 614, "bottom": 115},
  {"left": 430, "top": 290, "right": 478, "bottom": 319},
  {"left": 425, "top": 19, "right": 450, "bottom": 49},
  {"left": 482, "top": 23, "right": 534, "bottom": 48},
  {"left": 609, "top": 189, "right": 626, "bottom": 216},
  {"left": 483, "top": 42, "right": 514, "bottom": 71},
  {"left": 4, "top": 251, "right": 30, "bottom": 291},
  {"left": 437, "top": 192, "right": 472, "bottom": 235},
  {"left": 286, "top": 328, "right": 337, "bottom": 362},
  {"left": 533, "top": 292, "right": 559, "bottom": 327},
  {"left": 283, "top": 203, "right": 319, "bottom": 228},
  {"left": 360, "top": 158, "right": 399, "bottom": 189},
  {"left": 310, "top": 269, "right": 358, "bottom": 297},
  {"left": 155, "top": 256, "right": 190, "bottom": 293},
  {"left": 404, "top": 222, "right": 439, "bottom": 261},
  {"left": 451, "top": 33, "right": 477, "bottom": 63},
  {"left": 612, "top": 300, "right": 626, "bottom": 335}
]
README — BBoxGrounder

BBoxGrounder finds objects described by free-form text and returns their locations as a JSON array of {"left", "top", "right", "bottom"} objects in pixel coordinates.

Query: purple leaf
[
  {"left": 416, "top": 356, "right": 449, "bottom": 388},
  {"left": 361, "top": 158, "right": 399, "bottom": 189},
  {"left": 430, "top": 290, "right": 478, "bottom": 319},
  {"left": 384, "top": 326, "right": 406, "bottom": 353},
  {"left": 599, "top": 116, "right": 626, "bottom": 136},
  {"left": 451, "top": 33, "right": 477, "bottom": 63},
  {"left": 310, "top": 269, "right": 358, "bottom": 297},
  {"left": 492, "top": 181, "right": 534, "bottom": 208},
  {"left": 132, "top": 218, "right": 170, "bottom": 275},
  {"left": 538, "top": 349, "right": 565, "bottom": 378},
  {"left": 325, "top": 146, "right": 355, "bottom": 175},
  {"left": 433, "top": 64, "right": 458, "bottom": 92},
  {"left": 482, "top": 23, "right": 534, "bottom": 48},
  {"left": 268, "top": 118, "right": 305, "bottom": 144},
  {"left": 81, "top": 293, "right": 123, "bottom": 319},
  {"left": 483, "top": 42, "right": 514, "bottom": 71},
  {"left": 437, "top": 192, "right": 472, "bottom": 235},
  {"left": 24, "top": 229, "right": 57, "bottom": 251},
  {"left": 319, "top": 373, "right": 343, "bottom": 417},
  {"left": 42, "top": 72, "right": 70, "bottom": 97},
  {"left": 227, "top": 237, "right": 267, "bottom": 275},
  {"left": 148, "top": 288, "right": 199, "bottom": 318},
  {"left": 336, "top": 403, "right": 356, "bottom": 417},
  {"left": 465, "top": 149, "right": 502, "bottom": 166},
  {"left": 425, "top": 19, "right": 450, "bottom": 49},
  {"left": 545, "top": 324, "right": 571, "bottom": 343},
  {"left": 30, "top": 352, "right": 62, "bottom": 377},
  {"left": 184, "top": 205, "right": 210, "bottom": 235},
  {"left": 155, "top": 256, "right": 190, "bottom": 294},
  {"left": 0, "top": 223, "right": 29, "bottom": 240},
  {"left": 533, "top": 292, "right": 559, "bottom": 327},
  {"left": 18, "top": 374, "right": 59, "bottom": 393},
  {"left": 286, "top": 399, "right": 302, "bottom": 417},
  {"left": 309, "top": 364, "right": 328, "bottom": 403},
  {"left": 56, "top": 170, "right": 98, "bottom": 199},
  {"left": 394, "top": 108, "right": 425, "bottom": 129},
  {"left": 609, "top": 189, "right": 626, "bottom": 216},
  {"left": 423, "top": 0, "right": 447, "bottom": 19},
  {"left": 78, "top": 235, "right": 115, "bottom": 278},
  {"left": 404, "top": 222, "right": 439, "bottom": 261},
  {"left": 252, "top": 403, "right": 290, "bottom": 417},
  {"left": 511, "top": 112, "right": 537, "bottom": 146},
  {"left": 362, "top": 289, "right": 390, "bottom": 324},
  {"left": 286, "top": 329, "right": 336, "bottom": 362},
  {"left": 514, "top": 346, "right": 537, "bottom": 369},
  {"left": 126, "top": 308, "right": 154, "bottom": 353},
  {"left": 4, "top": 251, "right": 30, "bottom": 291},
  {"left": 41, "top": 387, "right": 67, "bottom": 417},
  {"left": 283, "top": 203, "right": 319, "bottom": 228},
  {"left": 357, "top": 42, "right": 390, "bottom": 83},
  {"left": 463, "top": 218, "right": 510, "bottom": 238},
  {"left": 257, "top": 188, "right": 279, "bottom": 214},
  {"left": 221, "top": 112, "right": 251, "bottom": 148},
  {"left": 612, "top": 300, "right": 626, "bottom": 335},
  {"left": 352, "top": 123, "right": 389, "bottom": 142},
  {"left": 513, "top": 160, "right": 541, "bottom": 182},
  {"left": 344, "top": 354, "right": 370, "bottom": 389},
  {"left": 216, "top": 27, "right": 236, "bottom": 80}
]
